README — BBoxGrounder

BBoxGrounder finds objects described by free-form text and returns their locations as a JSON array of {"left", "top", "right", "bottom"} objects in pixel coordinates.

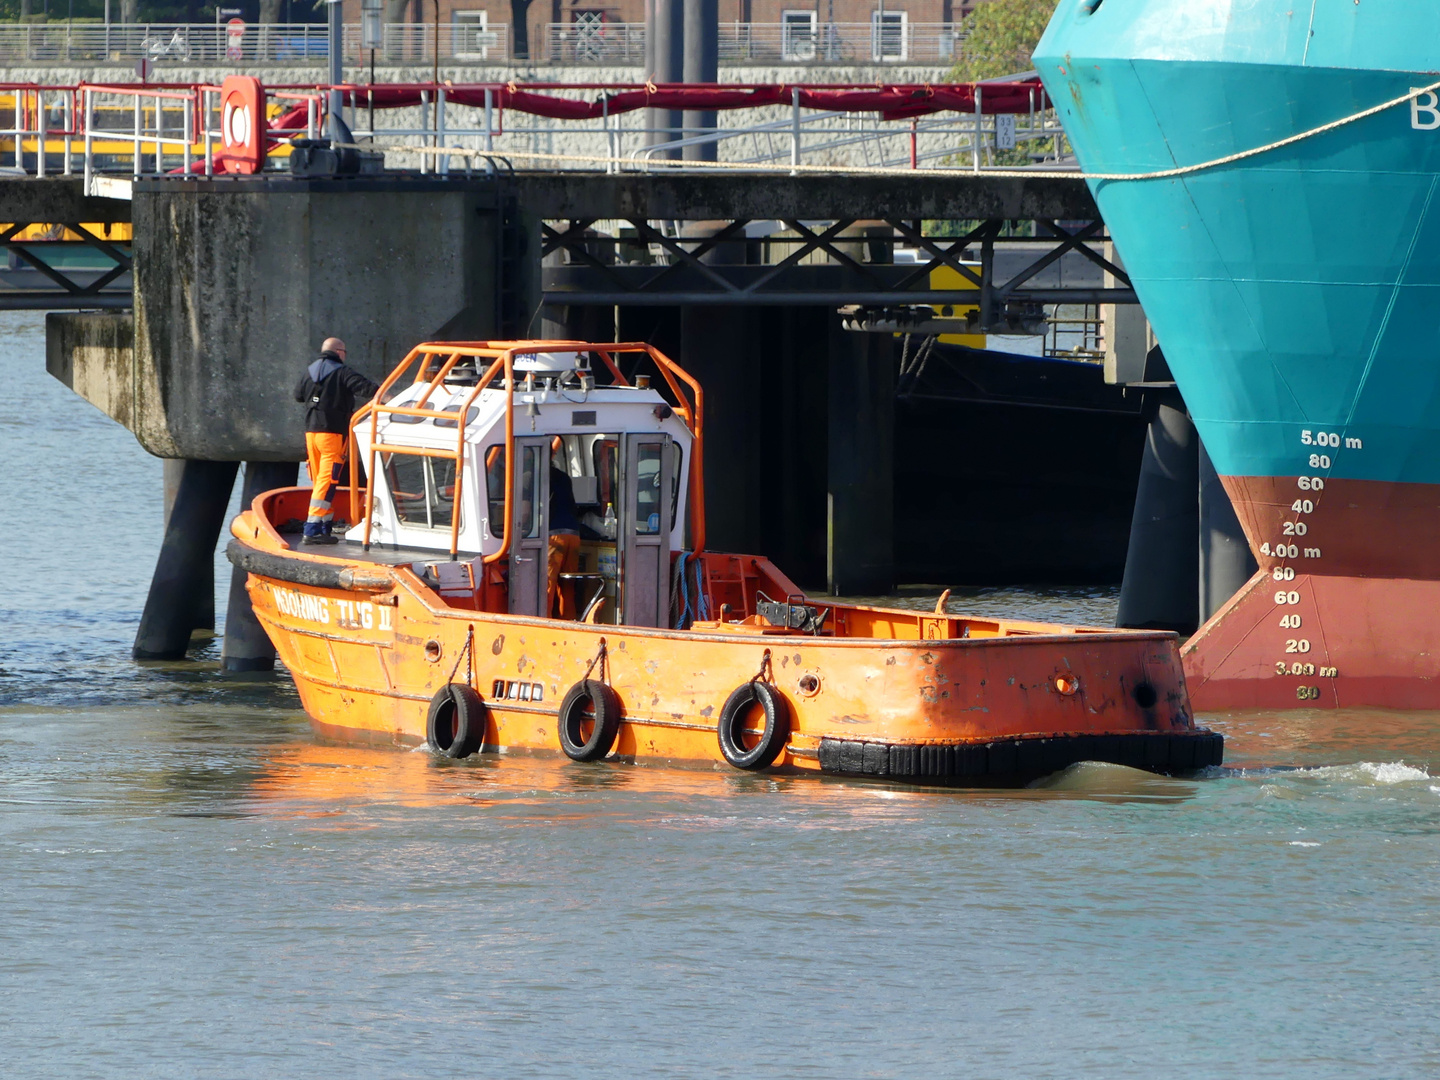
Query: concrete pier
[
  {"left": 680, "top": 304, "right": 762, "bottom": 553},
  {"left": 133, "top": 460, "right": 239, "bottom": 660},
  {"left": 646, "top": 0, "right": 686, "bottom": 154},
  {"left": 222, "top": 462, "right": 301, "bottom": 672},
  {"left": 1199, "top": 443, "right": 1258, "bottom": 623},
  {"left": 47, "top": 177, "right": 527, "bottom": 661},
  {"left": 827, "top": 322, "right": 894, "bottom": 596},
  {"left": 51, "top": 179, "right": 518, "bottom": 460},
  {"left": 682, "top": 0, "right": 720, "bottom": 161},
  {"left": 1116, "top": 396, "right": 1199, "bottom": 633},
  {"left": 162, "top": 458, "right": 214, "bottom": 636}
]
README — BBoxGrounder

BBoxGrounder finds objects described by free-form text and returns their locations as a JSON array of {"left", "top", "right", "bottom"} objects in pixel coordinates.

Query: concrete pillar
[
  {"left": 162, "top": 458, "right": 184, "bottom": 530},
  {"left": 760, "top": 306, "right": 829, "bottom": 586},
  {"left": 163, "top": 458, "right": 214, "bottom": 635},
  {"left": 134, "top": 460, "right": 240, "bottom": 660},
  {"left": 1102, "top": 243, "right": 1156, "bottom": 385},
  {"left": 1199, "top": 440, "right": 1257, "bottom": 623},
  {"left": 326, "top": 0, "right": 344, "bottom": 118},
  {"left": 101, "top": 184, "right": 504, "bottom": 462},
  {"left": 383, "top": 0, "right": 409, "bottom": 60},
  {"left": 680, "top": 304, "right": 760, "bottom": 553},
  {"left": 682, "top": 0, "right": 719, "bottom": 162},
  {"left": 645, "top": 0, "right": 684, "bottom": 155},
  {"left": 223, "top": 461, "right": 300, "bottom": 672},
  {"left": 538, "top": 304, "right": 570, "bottom": 341},
  {"left": 1116, "top": 395, "right": 1199, "bottom": 632},
  {"left": 826, "top": 319, "right": 894, "bottom": 596},
  {"left": 538, "top": 304, "right": 612, "bottom": 344}
]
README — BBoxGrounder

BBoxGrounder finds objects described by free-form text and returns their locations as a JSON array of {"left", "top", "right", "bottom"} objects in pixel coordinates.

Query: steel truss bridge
[
  {"left": 525, "top": 171, "right": 1134, "bottom": 334},
  {"left": 0, "top": 170, "right": 1133, "bottom": 326}
]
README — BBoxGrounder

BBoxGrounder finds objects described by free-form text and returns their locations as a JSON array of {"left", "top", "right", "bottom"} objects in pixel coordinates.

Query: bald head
[{"left": 321, "top": 337, "right": 347, "bottom": 358}]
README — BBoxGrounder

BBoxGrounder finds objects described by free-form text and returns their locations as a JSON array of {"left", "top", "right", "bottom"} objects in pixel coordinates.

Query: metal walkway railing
[{"left": 0, "top": 79, "right": 1068, "bottom": 188}]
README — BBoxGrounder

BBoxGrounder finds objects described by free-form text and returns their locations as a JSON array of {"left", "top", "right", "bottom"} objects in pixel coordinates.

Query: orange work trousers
[
  {"left": 547, "top": 531, "right": 582, "bottom": 618},
  {"left": 305, "top": 431, "right": 347, "bottom": 529}
]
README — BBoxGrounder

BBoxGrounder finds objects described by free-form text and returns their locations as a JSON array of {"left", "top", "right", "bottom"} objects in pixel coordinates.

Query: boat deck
[{"left": 278, "top": 525, "right": 480, "bottom": 567}]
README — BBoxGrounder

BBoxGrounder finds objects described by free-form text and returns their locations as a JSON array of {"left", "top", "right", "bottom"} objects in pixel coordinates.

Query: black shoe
[{"left": 301, "top": 533, "right": 340, "bottom": 545}]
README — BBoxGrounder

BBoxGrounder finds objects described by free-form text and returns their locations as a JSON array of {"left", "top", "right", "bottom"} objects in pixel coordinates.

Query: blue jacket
[{"left": 293, "top": 352, "right": 380, "bottom": 434}]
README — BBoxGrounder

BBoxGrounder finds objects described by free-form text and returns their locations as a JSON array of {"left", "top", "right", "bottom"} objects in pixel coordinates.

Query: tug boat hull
[{"left": 230, "top": 499, "right": 1219, "bottom": 785}]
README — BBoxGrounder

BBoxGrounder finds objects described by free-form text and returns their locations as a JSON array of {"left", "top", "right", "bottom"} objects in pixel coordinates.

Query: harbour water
[{"left": 4, "top": 311, "right": 1440, "bottom": 1077}]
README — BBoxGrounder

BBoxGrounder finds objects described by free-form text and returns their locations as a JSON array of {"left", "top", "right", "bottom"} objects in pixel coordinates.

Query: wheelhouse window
[
  {"left": 593, "top": 437, "right": 619, "bottom": 511},
  {"left": 434, "top": 403, "right": 480, "bottom": 429},
  {"left": 634, "top": 441, "right": 663, "bottom": 534},
  {"left": 384, "top": 452, "right": 456, "bottom": 530},
  {"left": 517, "top": 443, "right": 543, "bottom": 539},
  {"left": 668, "top": 442, "right": 684, "bottom": 532},
  {"left": 485, "top": 445, "right": 505, "bottom": 539}
]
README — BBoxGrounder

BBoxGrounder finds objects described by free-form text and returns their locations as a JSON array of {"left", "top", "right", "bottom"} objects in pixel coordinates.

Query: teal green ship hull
[{"left": 1035, "top": 0, "right": 1440, "bottom": 709}]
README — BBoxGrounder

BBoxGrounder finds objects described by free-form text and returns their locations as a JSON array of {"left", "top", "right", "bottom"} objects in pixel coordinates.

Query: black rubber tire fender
[
  {"left": 557, "top": 679, "right": 622, "bottom": 762},
  {"left": 717, "top": 681, "right": 790, "bottom": 770},
  {"left": 427, "top": 683, "right": 486, "bottom": 759}
]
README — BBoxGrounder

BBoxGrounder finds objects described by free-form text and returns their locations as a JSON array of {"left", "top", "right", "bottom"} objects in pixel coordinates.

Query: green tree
[{"left": 949, "top": 0, "right": 1058, "bottom": 82}]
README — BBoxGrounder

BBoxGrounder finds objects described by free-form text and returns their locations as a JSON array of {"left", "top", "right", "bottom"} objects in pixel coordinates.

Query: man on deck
[{"left": 293, "top": 337, "right": 379, "bottom": 545}]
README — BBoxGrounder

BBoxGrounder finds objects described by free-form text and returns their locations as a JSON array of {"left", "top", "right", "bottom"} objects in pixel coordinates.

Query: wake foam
[{"left": 1304, "top": 761, "right": 1432, "bottom": 784}]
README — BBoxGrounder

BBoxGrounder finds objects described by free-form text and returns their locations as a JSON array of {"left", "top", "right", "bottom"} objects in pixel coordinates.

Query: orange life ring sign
[{"left": 218, "top": 75, "right": 265, "bottom": 175}]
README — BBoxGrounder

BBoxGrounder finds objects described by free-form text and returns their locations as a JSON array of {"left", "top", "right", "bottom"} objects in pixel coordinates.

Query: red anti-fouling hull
[{"left": 1182, "top": 475, "right": 1440, "bottom": 710}]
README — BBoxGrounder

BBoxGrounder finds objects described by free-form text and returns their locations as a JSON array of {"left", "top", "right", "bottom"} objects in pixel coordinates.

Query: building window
[
  {"left": 781, "top": 10, "right": 817, "bottom": 61},
  {"left": 453, "top": 10, "right": 495, "bottom": 60},
  {"left": 871, "top": 9, "right": 907, "bottom": 61}
]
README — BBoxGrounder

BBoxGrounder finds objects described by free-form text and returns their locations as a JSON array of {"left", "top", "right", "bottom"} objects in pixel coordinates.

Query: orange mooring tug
[{"left": 228, "top": 340, "right": 1222, "bottom": 783}]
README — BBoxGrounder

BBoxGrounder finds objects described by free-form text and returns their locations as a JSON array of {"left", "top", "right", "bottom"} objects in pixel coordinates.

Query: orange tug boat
[{"left": 227, "top": 340, "right": 1222, "bottom": 784}]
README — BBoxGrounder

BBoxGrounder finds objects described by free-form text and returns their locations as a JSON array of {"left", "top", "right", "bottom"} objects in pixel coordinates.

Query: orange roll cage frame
[{"left": 347, "top": 340, "right": 706, "bottom": 560}]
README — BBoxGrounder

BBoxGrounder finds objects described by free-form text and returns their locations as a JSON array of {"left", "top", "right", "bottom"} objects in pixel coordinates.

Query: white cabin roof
[{"left": 369, "top": 380, "right": 687, "bottom": 450}]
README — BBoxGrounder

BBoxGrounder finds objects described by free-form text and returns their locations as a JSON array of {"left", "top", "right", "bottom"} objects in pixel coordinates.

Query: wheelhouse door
[
  {"left": 620, "top": 433, "right": 673, "bottom": 628},
  {"left": 508, "top": 437, "right": 550, "bottom": 616}
]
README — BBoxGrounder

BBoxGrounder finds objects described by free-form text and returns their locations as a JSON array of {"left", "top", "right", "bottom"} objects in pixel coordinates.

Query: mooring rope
[{"left": 336, "top": 77, "right": 1440, "bottom": 184}]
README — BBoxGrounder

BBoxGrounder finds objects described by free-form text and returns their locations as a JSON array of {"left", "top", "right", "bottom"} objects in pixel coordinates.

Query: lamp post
[
  {"left": 362, "top": 0, "right": 382, "bottom": 133},
  {"left": 326, "top": 0, "right": 344, "bottom": 121},
  {"left": 432, "top": 0, "right": 440, "bottom": 90}
]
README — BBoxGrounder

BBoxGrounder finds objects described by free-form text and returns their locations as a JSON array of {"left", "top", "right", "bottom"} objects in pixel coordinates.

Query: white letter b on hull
[{"left": 1412, "top": 89, "right": 1440, "bottom": 130}]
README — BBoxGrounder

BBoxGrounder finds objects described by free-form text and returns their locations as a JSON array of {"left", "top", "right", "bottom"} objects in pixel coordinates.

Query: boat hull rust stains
[
  {"left": 233, "top": 339, "right": 1220, "bottom": 783},
  {"left": 1035, "top": 0, "right": 1440, "bottom": 710}
]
